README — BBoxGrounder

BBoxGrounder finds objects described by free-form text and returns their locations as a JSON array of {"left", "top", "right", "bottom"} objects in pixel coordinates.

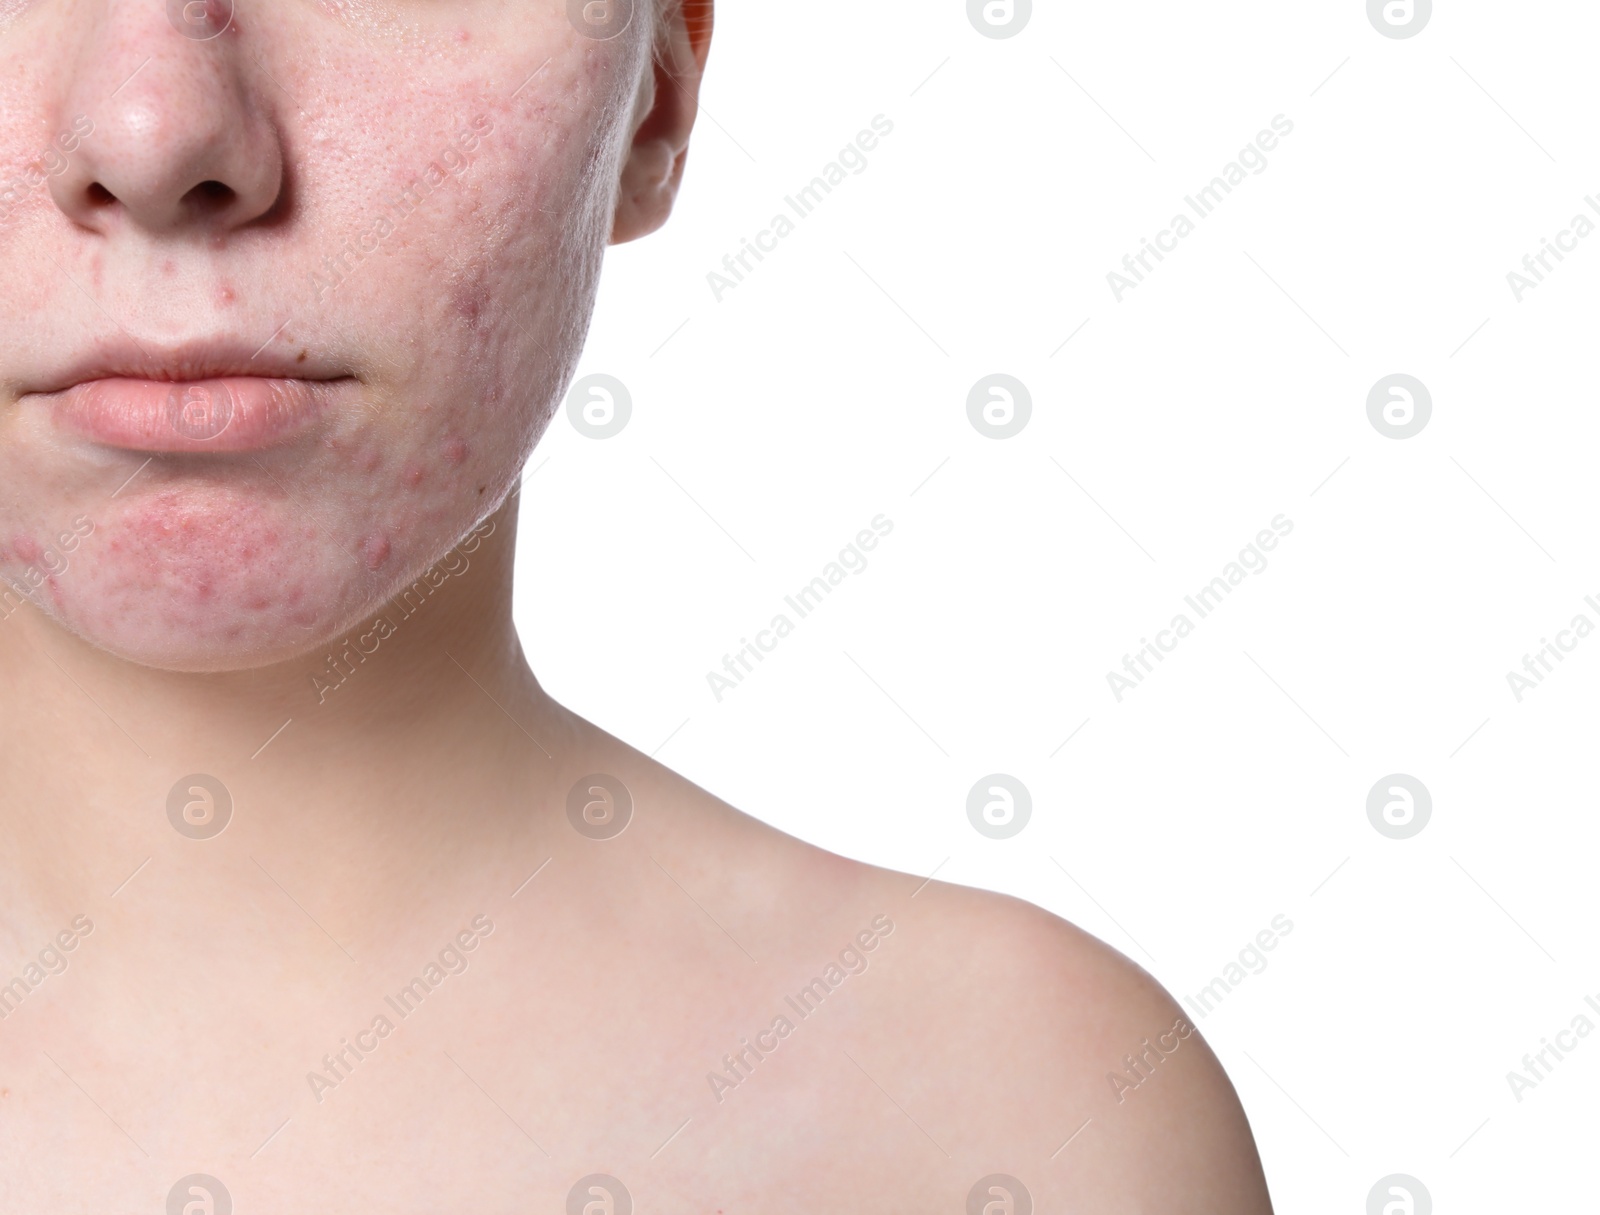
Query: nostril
[
  {"left": 86, "top": 183, "right": 115, "bottom": 207},
  {"left": 187, "top": 179, "right": 237, "bottom": 211}
]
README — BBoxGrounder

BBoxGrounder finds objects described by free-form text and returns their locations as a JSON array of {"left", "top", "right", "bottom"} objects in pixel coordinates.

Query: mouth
[{"left": 22, "top": 340, "right": 357, "bottom": 454}]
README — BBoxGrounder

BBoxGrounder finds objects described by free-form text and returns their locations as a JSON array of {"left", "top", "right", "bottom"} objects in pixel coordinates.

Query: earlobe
[{"left": 611, "top": 136, "right": 682, "bottom": 245}]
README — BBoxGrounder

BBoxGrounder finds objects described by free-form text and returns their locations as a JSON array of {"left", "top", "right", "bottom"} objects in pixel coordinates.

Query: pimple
[
  {"left": 217, "top": 281, "right": 237, "bottom": 307},
  {"left": 361, "top": 533, "right": 392, "bottom": 571},
  {"left": 403, "top": 463, "right": 426, "bottom": 488},
  {"left": 11, "top": 535, "right": 41, "bottom": 563},
  {"left": 454, "top": 279, "right": 490, "bottom": 326},
  {"left": 442, "top": 437, "right": 469, "bottom": 466}
]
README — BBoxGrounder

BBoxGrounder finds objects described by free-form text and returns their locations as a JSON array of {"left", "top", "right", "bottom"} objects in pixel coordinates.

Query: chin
[{"left": 13, "top": 485, "right": 395, "bottom": 675}]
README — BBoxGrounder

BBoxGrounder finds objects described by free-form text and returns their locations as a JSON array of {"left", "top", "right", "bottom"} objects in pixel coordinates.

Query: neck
[{"left": 0, "top": 496, "right": 566, "bottom": 954}]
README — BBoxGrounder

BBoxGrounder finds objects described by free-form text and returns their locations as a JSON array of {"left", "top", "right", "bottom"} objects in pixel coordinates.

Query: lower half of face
[{"left": 0, "top": 9, "right": 639, "bottom": 671}]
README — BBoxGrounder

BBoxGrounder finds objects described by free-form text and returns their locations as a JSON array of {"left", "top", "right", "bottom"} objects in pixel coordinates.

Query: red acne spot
[
  {"left": 161, "top": 259, "right": 176, "bottom": 276},
  {"left": 217, "top": 282, "right": 237, "bottom": 307},
  {"left": 403, "top": 463, "right": 426, "bottom": 488},
  {"left": 361, "top": 533, "right": 392, "bottom": 571},
  {"left": 456, "top": 27, "right": 471, "bottom": 42},
  {"left": 454, "top": 279, "right": 490, "bottom": 326},
  {"left": 442, "top": 437, "right": 469, "bottom": 466},
  {"left": 11, "top": 535, "right": 41, "bottom": 563}
]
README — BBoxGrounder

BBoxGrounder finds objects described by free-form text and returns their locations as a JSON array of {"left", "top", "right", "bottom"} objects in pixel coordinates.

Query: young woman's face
[{"left": 0, "top": 1, "right": 651, "bottom": 670}]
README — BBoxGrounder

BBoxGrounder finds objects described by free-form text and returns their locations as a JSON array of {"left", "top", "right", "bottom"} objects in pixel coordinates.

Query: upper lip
[{"left": 20, "top": 337, "right": 351, "bottom": 395}]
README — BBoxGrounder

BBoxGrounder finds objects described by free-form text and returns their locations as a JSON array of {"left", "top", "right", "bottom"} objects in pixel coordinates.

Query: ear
[{"left": 611, "top": 0, "right": 714, "bottom": 245}]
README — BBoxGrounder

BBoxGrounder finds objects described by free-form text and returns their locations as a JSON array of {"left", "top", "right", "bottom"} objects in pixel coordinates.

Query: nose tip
[
  {"left": 53, "top": 98, "right": 284, "bottom": 233},
  {"left": 49, "top": 21, "right": 285, "bottom": 237}
]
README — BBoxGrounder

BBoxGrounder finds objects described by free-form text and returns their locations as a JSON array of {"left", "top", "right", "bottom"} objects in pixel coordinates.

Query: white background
[{"left": 514, "top": 2, "right": 1597, "bottom": 1209}]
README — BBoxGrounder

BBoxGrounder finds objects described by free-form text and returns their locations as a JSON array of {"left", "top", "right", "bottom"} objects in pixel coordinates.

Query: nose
[{"left": 49, "top": 2, "right": 285, "bottom": 236}]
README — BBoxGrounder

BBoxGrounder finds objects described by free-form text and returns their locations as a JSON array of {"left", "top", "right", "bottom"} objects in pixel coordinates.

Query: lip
[
  {"left": 22, "top": 339, "right": 354, "bottom": 453},
  {"left": 48, "top": 376, "right": 349, "bottom": 452}
]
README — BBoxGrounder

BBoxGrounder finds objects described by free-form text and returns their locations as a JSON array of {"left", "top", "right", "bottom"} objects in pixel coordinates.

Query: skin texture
[{"left": 0, "top": 2, "right": 1275, "bottom": 1211}]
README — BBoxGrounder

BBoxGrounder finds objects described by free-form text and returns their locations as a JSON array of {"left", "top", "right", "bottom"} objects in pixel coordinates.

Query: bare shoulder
[
  {"left": 862, "top": 878, "right": 1276, "bottom": 1211},
  {"left": 625, "top": 751, "right": 1274, "bottom": 1209}
]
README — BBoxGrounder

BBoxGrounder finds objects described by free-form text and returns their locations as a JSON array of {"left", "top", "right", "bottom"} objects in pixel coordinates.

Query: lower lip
[{"left": 46, "top": 376, "right": 347, "bottom": 452}]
